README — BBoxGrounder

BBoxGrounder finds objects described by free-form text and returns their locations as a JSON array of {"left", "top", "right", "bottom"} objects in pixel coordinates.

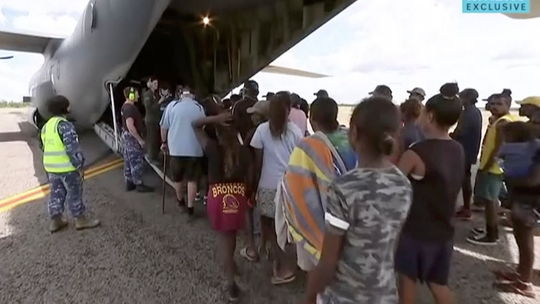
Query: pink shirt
[{"left": 288, "top": 108, "right": 307, "bottom": 136}]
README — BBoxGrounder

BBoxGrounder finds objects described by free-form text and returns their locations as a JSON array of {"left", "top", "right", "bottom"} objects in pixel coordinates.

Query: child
[
  {"left": 250, "top": 92, "right": 303, "bottom": 285},
  {"left": 498, "top": 121, "right": 540, "bottom": 178},
  {"left": 493, "top": 121, "right": 539, "bottom": 299},
  {"left": 304, "top": 97, "right": 412, "bottom": 304},
  {"left": 396, "top": 83, "right": 465, "bottom": 304},
  {"left": 192, "top": 111, "right": 250, "bottom": 302},
  {"left": 239, "top": 99, "right": 270, "bottom": 262}
]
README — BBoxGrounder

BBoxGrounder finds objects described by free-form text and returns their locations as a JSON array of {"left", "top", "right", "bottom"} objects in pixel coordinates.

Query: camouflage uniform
[
  {"left": 45, "top": 121, "right": 86, "bottom": 218},
  {"left": 122, "top": 129, "right": 144, "bottom": 185},
  {"left": 320, "top": 166, "right": 412, "bottom": 304}
]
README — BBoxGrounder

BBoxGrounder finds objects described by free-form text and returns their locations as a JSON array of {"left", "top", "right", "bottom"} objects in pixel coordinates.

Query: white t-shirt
[{"left": 250, "top": 121, "right": 303, "bottom": 189}]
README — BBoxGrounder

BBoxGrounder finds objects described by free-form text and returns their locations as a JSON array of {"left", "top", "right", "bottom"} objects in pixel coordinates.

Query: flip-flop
[
  {"left": 493, "top": 281, "right": 536, "bottom": 299},
  {"left": 240, "top": 247, "right": 259, "bottom": 262},
  {"left": 271, "top": 274, "right": 296, "bottom": 285}
]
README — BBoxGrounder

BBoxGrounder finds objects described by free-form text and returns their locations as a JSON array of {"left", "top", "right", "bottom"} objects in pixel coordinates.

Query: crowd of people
[{"left": 39, "top": 77, "right": 540, "bottom": 303}]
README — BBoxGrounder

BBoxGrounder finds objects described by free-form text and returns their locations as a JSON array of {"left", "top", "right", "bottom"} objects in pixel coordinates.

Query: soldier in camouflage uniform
[
  {"left": 41, "top": 95, "right": 100, "bottom": 233},
  {"left": 121, "top": 86, "right": 153, "bottom": 192},
  {"left": 305, "top": 97, "right": 411, "bottom": 304}
]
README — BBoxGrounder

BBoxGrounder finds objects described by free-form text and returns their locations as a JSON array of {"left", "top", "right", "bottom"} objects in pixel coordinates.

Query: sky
[{"left": 0, "top": 0, "right": 539, "bottom": 104}]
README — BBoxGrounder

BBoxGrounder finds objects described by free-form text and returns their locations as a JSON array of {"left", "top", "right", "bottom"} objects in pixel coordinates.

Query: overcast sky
[{"left": 1, "top": 0, "right": 539, "bottom": 104}]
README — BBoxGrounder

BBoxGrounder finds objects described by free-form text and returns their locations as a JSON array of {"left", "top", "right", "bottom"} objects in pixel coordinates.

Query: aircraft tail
[{"left": 0, "top": 30, "right": 64, "bottom": 54}]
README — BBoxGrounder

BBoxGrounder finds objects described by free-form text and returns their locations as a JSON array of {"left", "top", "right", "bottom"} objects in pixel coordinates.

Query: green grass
[{"left": 0, "top": 101, "right": 29, "bottom": 108}]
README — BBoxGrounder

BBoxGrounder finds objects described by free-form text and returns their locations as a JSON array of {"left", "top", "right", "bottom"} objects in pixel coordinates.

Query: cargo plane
[
  {"left": 0, "top": 0, "right": 346, "bottom": 153},
  {"left": 0, "top": 0, "right": 538, "bottom": 154}
]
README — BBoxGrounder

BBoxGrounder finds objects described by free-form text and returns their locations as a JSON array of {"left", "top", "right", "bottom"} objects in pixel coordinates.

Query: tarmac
[{"left": 0, "top": 108, "right": 538, "bottom": 304}]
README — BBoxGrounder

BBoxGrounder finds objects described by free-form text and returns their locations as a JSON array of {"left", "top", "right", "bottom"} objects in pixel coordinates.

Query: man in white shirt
[{"left": 160, "top": 88, "right": 206, "bottom": 216}]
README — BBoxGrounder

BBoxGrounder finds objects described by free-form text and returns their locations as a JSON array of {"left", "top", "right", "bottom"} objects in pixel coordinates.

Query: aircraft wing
[
  {"left": 0, "top": 31, "right": 64, "bottom": 53},
  {"left": 260, "top": 65, "right": 329, "bottom": 78},
  {"left": 504, "top": 0, "right": 540, "bottom": 19}
]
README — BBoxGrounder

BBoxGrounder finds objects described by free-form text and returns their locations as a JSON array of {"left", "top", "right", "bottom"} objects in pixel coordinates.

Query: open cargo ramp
[{"left": 99, "top": 0, "right": 356, "bottom": 183}]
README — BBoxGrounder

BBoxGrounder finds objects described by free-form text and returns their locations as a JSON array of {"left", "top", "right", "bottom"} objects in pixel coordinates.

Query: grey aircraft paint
[{"left": 0, "top": 0, "right": 356, "bottom": 129}]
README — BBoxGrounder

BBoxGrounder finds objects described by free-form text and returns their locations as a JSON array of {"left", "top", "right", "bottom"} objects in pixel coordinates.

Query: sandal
[
  {"left": 240, "top": 247, "right": 259, "bottom": 262},
  {"left": 493, "top": 281, "right": 536, "bottom": 299},
  {"left": 271, "top": 273, "right": 296, "bottom": 285}
]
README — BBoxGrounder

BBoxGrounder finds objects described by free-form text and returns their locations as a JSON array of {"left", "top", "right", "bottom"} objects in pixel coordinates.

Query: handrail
[{"left": 107, "top": 82, "right": 119, "bottom": 152}]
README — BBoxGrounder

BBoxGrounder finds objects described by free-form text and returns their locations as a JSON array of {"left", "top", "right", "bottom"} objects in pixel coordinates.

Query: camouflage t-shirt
[{"left": 319, "top": 166, "right": 412, "bottom": 304}]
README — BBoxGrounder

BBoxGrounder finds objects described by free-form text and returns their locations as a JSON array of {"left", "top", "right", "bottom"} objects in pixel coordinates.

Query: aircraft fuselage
[{"left": 30, "top": 0, "right": 171, "bottom": 127}]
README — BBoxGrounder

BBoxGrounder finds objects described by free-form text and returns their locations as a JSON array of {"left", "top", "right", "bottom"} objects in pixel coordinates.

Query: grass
[{"left": 0, "top": 101, "right": 29, "bottom": 108}]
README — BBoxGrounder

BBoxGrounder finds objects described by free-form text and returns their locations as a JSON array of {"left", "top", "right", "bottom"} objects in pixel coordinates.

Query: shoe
[
  {"left": 136, "top": 184, "right": 154, "bottom": 193},
  {"left": 187, "top": 207, "right": 194, "bottom": 216},
  {"left": 49, "top": 216, "right": 68, "bottom": 233},
  {"left": 75, "top": 216, "right": 100, "bottom": 230},
  {"left": 126, "top": 181, "right": 136, "bottom": 191},
  {"left": 456, "top": 208, "right": 472, "bottom": 221},
  {"left": 467, "top": 233, "right": 498, "bottom": 246},
  {"left": 228, "top": 283, "right": 240, "bottom": 302}
]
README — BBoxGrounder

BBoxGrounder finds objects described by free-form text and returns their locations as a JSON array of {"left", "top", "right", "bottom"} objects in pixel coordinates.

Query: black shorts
[
  {"left": 395, "top": 233, "right": 453, "bottom": 286},
  {"left": 169, "top": 156, "right": 203, "bottom": 182}
]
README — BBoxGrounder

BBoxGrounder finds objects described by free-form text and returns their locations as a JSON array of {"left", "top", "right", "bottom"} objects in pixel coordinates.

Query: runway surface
[{"left": 0, "top": 108, "right": 538, "bottom": 303}]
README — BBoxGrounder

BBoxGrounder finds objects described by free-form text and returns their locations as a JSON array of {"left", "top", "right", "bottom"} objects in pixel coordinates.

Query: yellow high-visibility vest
[
  {"left": 41, "top": 116, "right": 77, "bottom": 173},
  {"left": 479, "top": 113, "right": 519, "bottom": 174}
]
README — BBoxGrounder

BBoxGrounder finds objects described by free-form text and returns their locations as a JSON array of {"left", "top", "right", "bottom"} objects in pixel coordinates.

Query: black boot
[{"left": 126, "top": 181, "right": 136, "bottom": 191}]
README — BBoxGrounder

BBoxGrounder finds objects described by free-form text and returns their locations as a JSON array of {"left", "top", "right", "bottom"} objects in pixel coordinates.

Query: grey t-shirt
[{"left": 320, "top": 166, "right": 412, "bottom": 304}]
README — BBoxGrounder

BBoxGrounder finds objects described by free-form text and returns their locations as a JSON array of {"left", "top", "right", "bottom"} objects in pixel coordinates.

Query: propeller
[{"left": 0, "top": 56, "right": 14, "bottom": 60}]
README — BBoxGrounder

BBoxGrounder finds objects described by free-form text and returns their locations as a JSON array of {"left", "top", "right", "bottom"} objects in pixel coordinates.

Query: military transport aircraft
[
  {"left": 0, "top": 0, "right": 349, "bottom": 152},
  {"left": 0, "top": 0, "right": 538, "bottom": 154}
]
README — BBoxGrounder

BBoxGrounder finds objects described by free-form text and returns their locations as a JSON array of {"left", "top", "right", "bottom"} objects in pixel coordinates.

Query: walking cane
[{"left": 161, "top": 154, "right": 168, "bottom": 214}]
